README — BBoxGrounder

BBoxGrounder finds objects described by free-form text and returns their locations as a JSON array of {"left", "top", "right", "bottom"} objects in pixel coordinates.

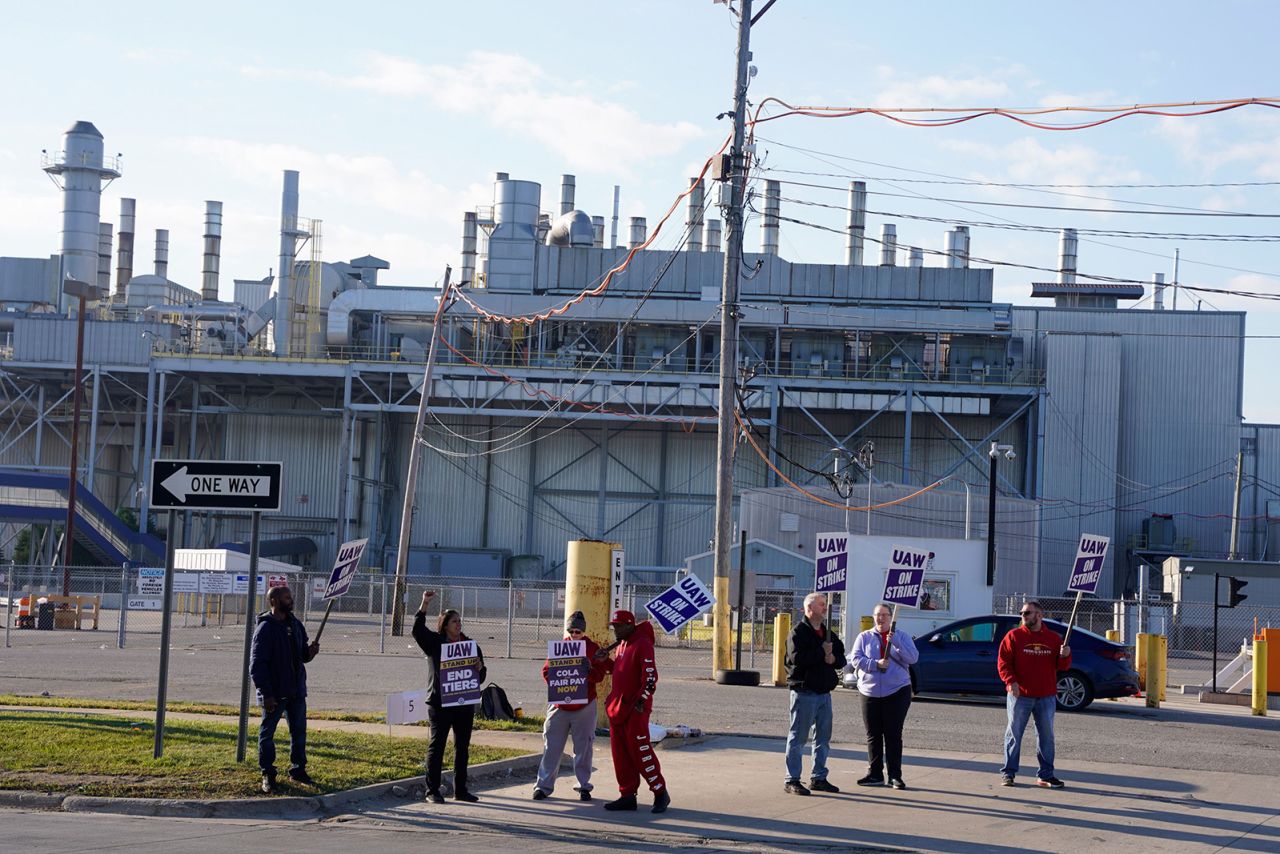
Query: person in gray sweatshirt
[{"left": 851, "top": 603, "right": 919, "bottom": 790}]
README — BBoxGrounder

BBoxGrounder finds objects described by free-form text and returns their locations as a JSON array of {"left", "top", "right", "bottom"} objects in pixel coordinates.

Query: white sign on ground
[{"left": 387, "top": 689, "right": 430, "bottom": 725}]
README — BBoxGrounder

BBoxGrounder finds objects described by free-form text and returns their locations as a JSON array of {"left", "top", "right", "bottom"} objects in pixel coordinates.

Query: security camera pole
[{"left": 986, "top": 442, "right": 1014, "bottom": 587}]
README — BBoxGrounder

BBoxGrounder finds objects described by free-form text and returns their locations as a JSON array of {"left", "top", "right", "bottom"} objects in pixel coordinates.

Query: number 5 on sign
[{"left": 387, "top": 689, "right": 429, "bottom": 725}]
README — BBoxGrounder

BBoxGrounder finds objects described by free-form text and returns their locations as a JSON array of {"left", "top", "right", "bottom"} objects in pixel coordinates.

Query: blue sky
[{"left": 2, "top": 0, "right": 1278, "bottom": 418}]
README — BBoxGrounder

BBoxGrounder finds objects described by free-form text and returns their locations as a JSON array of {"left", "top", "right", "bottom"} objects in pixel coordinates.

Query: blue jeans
[
  {"left": 1001, "top": 693, "right": 1055, "bottom": 780},
  {"left": 258, "top": 697, "right": 308, "bottom": 774},
  {"left": 784, "top": 690, "right": 832, "bottom": 782}
]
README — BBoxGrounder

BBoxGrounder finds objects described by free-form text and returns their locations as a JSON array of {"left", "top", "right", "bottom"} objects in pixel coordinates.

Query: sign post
[
  {"left": 148, "top": 459, "right": 282, "bottom": 760},
  {"left": 1064, "top": 533, "right": 1110, "bottom": 644},
  {"left": 314, "top": 537, "right": 369, "bottom": 643},
  {"left": 882, "top": 544, "right": 930, "bottom": 624}
]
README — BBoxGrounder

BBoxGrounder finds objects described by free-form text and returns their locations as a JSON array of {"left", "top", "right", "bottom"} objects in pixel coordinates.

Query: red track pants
[{"left": 609, "top": 712, "right": 666, "bottom": 796}]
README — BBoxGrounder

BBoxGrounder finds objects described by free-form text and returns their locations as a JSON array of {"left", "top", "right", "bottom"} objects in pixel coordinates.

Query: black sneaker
[
  {"left": 287, "top": 768, "right": 315, "bottom": 786},
  {"left": 578, "top": 790, "right": 592, "bottom": 802},
  {"left": 783, "top": 779, "right": 811, "bottom": 796},
  {"left": 857, "top": 774, "right": 885, "bottom": 787},
  {"left": 425, "top": 790, "right": 446, "bottom": 804},
  {"left": 260, "top": 772, "right": 277, "bottom": 794},
  {"left": 604, "top": 794, "right": 638, "bottom": 811},
  {"left": 1036, "top": 777, "right": 1065, "bottom": 789},
  {"left": 454, "top": 790, "right": 479, "bottom": 802},
  {"left": 889, "top": 778, "right": 907, "bottom": 790},
  {"left": 532, "top": 789, "right": 549, "bottom": 800},
  {"left": 651, "top": 789, "right": 671, "bottom": 813},
  {"left": 1000, "top": 775, "right": 1015, "bottom": 787},
  {"left": 809, "top": 778, "right": 840, "bottom": 793}
]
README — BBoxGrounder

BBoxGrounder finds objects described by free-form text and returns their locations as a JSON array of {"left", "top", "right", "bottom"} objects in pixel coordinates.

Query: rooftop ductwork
[{"left": 546, "top": 210, "right": 595, "bottom": 247}]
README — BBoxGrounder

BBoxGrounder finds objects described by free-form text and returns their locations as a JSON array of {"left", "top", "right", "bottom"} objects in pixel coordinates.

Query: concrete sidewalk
[{"left": 345, "top": 735, "right": 1280, "bottom": 853}]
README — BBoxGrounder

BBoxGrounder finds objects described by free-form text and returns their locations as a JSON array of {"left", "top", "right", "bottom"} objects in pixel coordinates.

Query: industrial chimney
[
  {"left": 154, "top": 228, "right": 169, "bottom": 279},
  {"left": 202, "top": 200, "right": 223, "bottom": 301},
  {"left": 97, "top": 223, "right": 113, "bottom": 291},
  {"left": 880, "top": 224, "right": 897, "bottom": 266},
  {"left": 592, "top": 216, "right": 605, "bottom": 249},
  {"left": 761, "top": 180, "right": 780, "bottom": 255},
  {"left": 274, "top": 170, "right": 300, "bottom": 356},
  {"left": 43, "top": 120, "right": 120, "bottom": 312},
  {"left": 1153, "top": 272, "right": 1166, "bottom": 310},
  {"left": 560, "top": 174, "right": 576, "bottom": 216},
  {"left": 846, "top": 181, "right": 867, "bottom": 265},
  {"left": 115, "top": 198, "right": 135, "bottom": 301},
  {"left": 1058, "top": 228, "right": 1078, "bottom": 284},
  {"left": 705, "top": 219, "right": 722, "bottom": 253},
  {"left": 687, "top": 177, "right": 705, "bottom": 252},
  {"left": 629, "top": 217, "right": 647, "bottom": 249},
  {"left": 461, "top": 211, "right": 478, "bottom": 286}
]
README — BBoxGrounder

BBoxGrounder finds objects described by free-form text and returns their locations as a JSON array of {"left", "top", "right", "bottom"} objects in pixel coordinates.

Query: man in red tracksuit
[
  {"left": 598, "top": 609, "right": 671, "bottom": 814},
  {"left": 997, "top": 599, "right": 1072, "bottom": 789}
]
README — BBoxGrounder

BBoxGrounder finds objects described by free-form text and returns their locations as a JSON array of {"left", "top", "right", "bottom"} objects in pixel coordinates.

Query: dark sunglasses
[{"left": 1019, "top": 610, "right": 1039, "bottom": 616}]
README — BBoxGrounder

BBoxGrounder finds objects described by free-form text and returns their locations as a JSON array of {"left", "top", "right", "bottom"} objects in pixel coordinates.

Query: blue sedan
[{"left": 842, "top": 615, "right": 1141, "bottom": 711}]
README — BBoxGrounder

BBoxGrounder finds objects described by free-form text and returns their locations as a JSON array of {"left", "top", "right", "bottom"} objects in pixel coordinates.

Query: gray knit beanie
[{"left": 565, "top": 610, "right": 587, "bottom": 632}]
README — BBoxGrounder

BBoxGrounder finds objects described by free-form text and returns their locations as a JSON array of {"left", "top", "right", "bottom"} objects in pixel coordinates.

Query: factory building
[{"left": 1, "top": 119, "right": 1274, "bottom": 598}]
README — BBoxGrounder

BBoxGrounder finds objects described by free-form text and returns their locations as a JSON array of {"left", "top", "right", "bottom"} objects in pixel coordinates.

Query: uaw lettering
[
  {"left": 1067, "top": 533, "right": 1110, "bottom": 594},
  {"left": 645, "top": 574, "right": 716, "bottom": 634},
  {"left": 882, "top": 544, "right": 930, "bottom": 608},
  {"left": 814, "top": 532, "right": 849, "bottom": 594},
  {"left": 440, "top": 640, "right": 482, "bottom": 707},
  {"left": 546, "top": 639, "right": 589, "bottom": 704}
]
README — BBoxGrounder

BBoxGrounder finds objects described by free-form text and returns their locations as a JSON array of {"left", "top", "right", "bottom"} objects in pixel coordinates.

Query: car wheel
[{"left": 1056, "top": 670, "right": 1094, "bottom": 711}]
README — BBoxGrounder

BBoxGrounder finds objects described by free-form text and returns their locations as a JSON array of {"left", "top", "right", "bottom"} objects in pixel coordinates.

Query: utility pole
[
  {"left": 390, "top": 268, "right": 452, "bottom": 636},
  {"left": 1229, "top": 450, "right": 1243, "bottom": 560},
  {"left": 711, "top": 0, "right": 754, "bottom": 675}
]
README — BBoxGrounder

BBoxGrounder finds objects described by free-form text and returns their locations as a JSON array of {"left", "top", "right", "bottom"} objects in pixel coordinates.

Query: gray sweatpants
[{"left": 535, "top": 699, "right": 596, "bottom": 794}]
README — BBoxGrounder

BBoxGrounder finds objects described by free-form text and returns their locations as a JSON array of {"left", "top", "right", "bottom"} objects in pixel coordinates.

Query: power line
[{"left": 759, "top": 166, "right": 1280, "bottom": 191}]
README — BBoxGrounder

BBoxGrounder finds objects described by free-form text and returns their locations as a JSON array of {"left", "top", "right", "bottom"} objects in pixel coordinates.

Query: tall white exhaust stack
[
  {"left": 705, "top": 219, "right": 722, "bottom": 253},
  {"left": 610, "top": 185, "right": 620, "bottom": 248},
  {"left": 560, "top": 174, "right": 576, "bottom": 217},
  {"left": 687, "top": 177, "right": 705, "bottom": 251},
  {"left": 154, "top": 229, "right": 169, "bottom": 279},
  {"left": 1153, "top": 272, "right": 1166, "bottom": 310},
  {"left": 761, "top": 179, "right": 780, "bottom": 255},
  {"left": 880, "top": 224, "right": 897, "bottom": 266},
  {"left": 115, "top": 197, "right": 135, "bottom": 301},
  {"left": 629, "top": 217, "right": 647, "bottom": 249},
  {"left": 955, "top": 226, "right": 970, "bottom": 268},
  {"left": 202, "top": 200, "right": 223, "bottom": 301},
  {"left": 846, "top": 181, "right": 867, "bottom": 265},
  {"left": 97, "top": 222, "right": 113, "bottom": 291},
  {"left": 1058, "top": 228, "right": 1078, "bottom": 284},
  {"left": 461, "top": 211, "right": 478, "bottom": 285},
  {"left": 44, "top": 120, "right": 120, "bottom": 312},
  {"left": 591, "top": 215, "right": 605, "bottom": 249},
  {"left": 274, "top": 170, "right": 300, "bottom": 356}
]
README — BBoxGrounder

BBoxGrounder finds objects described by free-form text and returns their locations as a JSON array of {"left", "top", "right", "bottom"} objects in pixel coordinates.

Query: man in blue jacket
[{"left": 250, "top": 585, "right": 319, "bottom": 793}]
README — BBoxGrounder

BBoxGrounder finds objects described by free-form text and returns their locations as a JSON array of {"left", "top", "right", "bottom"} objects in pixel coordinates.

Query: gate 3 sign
[{"left": 149, "top": 460, "right": 282, "bottom": 512}]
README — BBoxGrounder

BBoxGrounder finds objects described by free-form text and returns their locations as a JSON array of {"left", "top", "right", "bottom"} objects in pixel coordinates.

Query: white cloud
[
  {"left": 241, "top": 51, "right": 705, "bottom": 175},
  {"left": 870, "top": 65, "right": 1015, "bottom": 107},
  {"left": 940, "top": 137, "right": 1142, "bottom": 193},
  {"left": 1036, "top": 90, "right": 1118, "bottom": 109}
]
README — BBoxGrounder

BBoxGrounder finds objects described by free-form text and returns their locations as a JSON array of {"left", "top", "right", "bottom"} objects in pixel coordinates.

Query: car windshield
[{"left": 941, "top": 621, "right": 999, "bottom": 642}]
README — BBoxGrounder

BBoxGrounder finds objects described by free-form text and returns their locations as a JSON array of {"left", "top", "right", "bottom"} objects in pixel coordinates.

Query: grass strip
[{"left": 0, "top": 710, "right": 526, "bottom": 799}]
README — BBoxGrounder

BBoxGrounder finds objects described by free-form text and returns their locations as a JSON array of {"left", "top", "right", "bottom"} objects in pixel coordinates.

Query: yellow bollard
[
  {"left": 565, "top": 539, "right": 619, "bottom": 730},
  {"left": 772, "top": 612, "right": 792, "bottom": 686},
  {"left": 1105, "top": 629, "right": 1120, "bottom": 642},
  {"left": 860, "top": 616, "right": 874, "bottom": 632},
  {"left": 1144, "top": 634, "right": 1162, "bottom": 709},
  {"left": 1157, "top": 634, "right": 1167, "bottom": 701},
  {"left": 1253, "top": 638, "right": 1268, "bottom": 717},
  {"left": 1135, "top": 632, "right": 1149, "bottom": 692}
]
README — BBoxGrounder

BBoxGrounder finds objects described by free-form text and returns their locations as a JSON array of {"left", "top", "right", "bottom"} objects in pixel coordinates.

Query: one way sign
[{"left": 149, "top": 460, "right": 283, "bottom": 511}]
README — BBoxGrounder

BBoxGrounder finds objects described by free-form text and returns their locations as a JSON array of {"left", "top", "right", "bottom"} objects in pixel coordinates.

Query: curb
[{"left": 0, "top": 752, "right": 547, "bottom": 818}]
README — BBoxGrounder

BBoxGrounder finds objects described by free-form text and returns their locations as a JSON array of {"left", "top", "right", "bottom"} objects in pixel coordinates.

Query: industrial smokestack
[
  {"left": 461, "top": 211, "right": 478, "bottom": 286},
  {"left": 274, "top": 170, "right": 300, "bottom": 356},
  {"left": 1153, "top": 272, "right": 1166, "bottom": 310},
  {"left": 686, "top": 177, "right": 705, "bottom": 252},
  {"left": 629, "top": 216, "right": 647, "bottom": 249},
  {"left": 610, "top": 185, "right": 620, "bottom": 249},
  {"left": 44, "top": 120, "right": 119, "bottom": 312},
  {"left": 908, "top": 246, "right": 923, "bottom": 267},
  {"left": 706, "top": 219, "right": 722, "bottom": 253},
  {"left": 761, "top": 180, "right": 781, "bottom": 255},
  {"left": 154, "top": 228, "right": 169, "bottom": 279},
  {"left": 560, "top": 174, "right": 576, "bottom": 217},
  {"left": 880, "top": 224, "right": 897, "bottom": 266},
  {"left": 202, "top": 200, "right": 223, "bottom": 301},
  {"left": 592, "top": 215, "right": 605, "bottom": 249},
  {"left": 115, "top": 197, "right": 135, "bottom": 301},
  {"left": 954, "top": 226, "right": 970, "bottom": 269},
  {"left": 846, "top": 181, "right": 867, "bottom": 265},
  {"left": 1058, "top": 228, "right": 1078, "bottom": 285},
  {"left": 97, "top": 222, "right": 113, "bottom": 291}
]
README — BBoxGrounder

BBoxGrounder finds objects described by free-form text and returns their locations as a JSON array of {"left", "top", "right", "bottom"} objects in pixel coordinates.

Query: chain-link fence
[{"left": 996, "top": 592, "right": 1280, "bottom": 692}]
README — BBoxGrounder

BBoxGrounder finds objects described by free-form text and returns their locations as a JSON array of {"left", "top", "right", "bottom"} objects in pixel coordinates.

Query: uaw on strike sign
[
  {"left": 546, "top": 639, "right": 590, "bottom": 704},
  {"left": 1067, "top": 534, "right": 1110, "bottom": 594},
  {"left": 814, "top": 532, "right": 849, "bottom": 594},
  {"left": 439, "top": 640, "right": 482, "bottom": 707},
  {"left": 882, "top": 544, "right": 930, "bottom": 608}
]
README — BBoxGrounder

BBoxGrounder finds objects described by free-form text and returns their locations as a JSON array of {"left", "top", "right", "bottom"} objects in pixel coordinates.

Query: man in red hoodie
[
  {"left": 532, "top": 610, "right": 610, "bottom": 801},
  {"left": 599, "top": 609, "right": 670, "bottom": 814},
  {"left": 997, "top": 599, "right": 1072, "bottom": 789}
]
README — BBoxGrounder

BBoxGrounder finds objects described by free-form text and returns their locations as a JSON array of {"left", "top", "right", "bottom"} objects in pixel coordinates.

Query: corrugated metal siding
[
  {"left": 1242, "top": 423, "right": 1280, "bottom": 560},
  {"left": 12, "top": 317, "right": 171, "bottom": 365}
]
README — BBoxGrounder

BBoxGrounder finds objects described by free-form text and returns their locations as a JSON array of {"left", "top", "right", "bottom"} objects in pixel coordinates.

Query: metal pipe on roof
[
  {"left": 908, "top": 246, "right": 923, "bottom": 267},
  {"left": 1153, "top": 272, "right": 1166, "bottom": 310},
  {"left": 115, "top": 198, "right": 135, "bottom": 301},
  {"left": 592, "top": 216, "right": 605, "bottom": 249},
  {"left": 629, "top": 217, "right": 647, "bottom": 249},
  {"left": 154, "top": 228, "right": 169, "bottom": 279},
  {"left": 274, "top": 170, "right": 299, "bottom": 355},
  {"left": 202, "top": 200, "right": 222, "bottom": 301},
  {"left": 560, "top": 174, "right": 576, "bottom": 217},
  {"left": 461, "top": 211, "right": 478, "bottom": 286},
  {"left": 761, "top": 180, "right": 780, "bottom": 255},
  {"left": 1058, "top": 228, "right": 1078, "bottom": 285},
  {"left": 687, "top": 177, "right": 705, "bottom": 252},
  {"left": 610, "top": 185, "right": 620, "bottom": 248},
  {"left": 954, "top": 226, "right": 970, "bottom": 269},
  {"left": 880, "top": 224, "right": 897, "bottom": 266},
  {"left": 97, "top": 222, "right": 113, "bottom": 291},
  {"left": 706, "top": 219, "right": 722, "bottom": 253},
  {"left": 846, "top": 181, "right": 866, "bottom": 265}
]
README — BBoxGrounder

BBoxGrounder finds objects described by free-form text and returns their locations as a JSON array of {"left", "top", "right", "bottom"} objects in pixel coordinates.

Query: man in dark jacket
[
  {"left": 249, "top": 585, "right": 319, "bottom": 793},
  {"left": 783, "top": 591, "right": 847, "bottom": 795}
]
